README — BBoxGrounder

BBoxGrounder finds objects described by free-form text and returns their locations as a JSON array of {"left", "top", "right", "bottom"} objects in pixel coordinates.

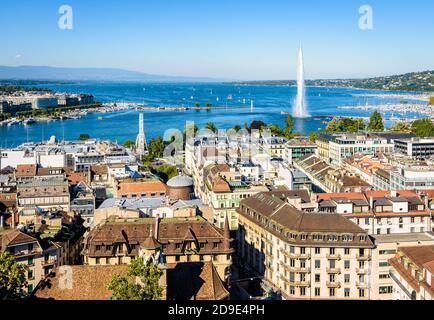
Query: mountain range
[{"left": 0, "top": 66, "right": 226, "bottom": 83}]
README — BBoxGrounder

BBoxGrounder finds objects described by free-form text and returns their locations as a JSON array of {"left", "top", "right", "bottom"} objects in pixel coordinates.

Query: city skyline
[{"left": 1, "top": 0, "right": 434, "bottom": 80}]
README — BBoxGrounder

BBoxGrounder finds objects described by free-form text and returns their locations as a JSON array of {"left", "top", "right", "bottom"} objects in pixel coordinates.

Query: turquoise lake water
[{"left": 0, "top": 82, "right": 427, "bottom": 147}]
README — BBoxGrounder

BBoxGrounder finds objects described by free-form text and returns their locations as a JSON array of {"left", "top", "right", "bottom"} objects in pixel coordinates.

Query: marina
[{"left": 1, "top": 82, "right": 432, "bottom": 147}]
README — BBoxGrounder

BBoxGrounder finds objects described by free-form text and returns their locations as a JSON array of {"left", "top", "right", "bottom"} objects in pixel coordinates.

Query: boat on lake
[{"left": 24, "top": 118, "right": 36, "bottom": 125}]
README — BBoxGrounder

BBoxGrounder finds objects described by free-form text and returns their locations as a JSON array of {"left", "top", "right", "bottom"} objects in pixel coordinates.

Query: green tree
[
  {"left": 268, "top": 124, "right": 284, "bottom": 137},
  {"left": 411, "top": 118, "right": 434, "bottom": 138},
  {"left": 325, "top": 118, "right": 342, "bottom": 133},
  {"left": 309, "top": 132, "right": 317, "bottom": 143},
  {"left": 147, "top": 136, "right": 165, "bottom": 159},
  {"left": 368, "top": 111, "right": 384, "bottom": 132},
  {"left": 123, "top": 140, "right": 136, "bottom": 149},
  {"left": 205, "top": 122, "right": 217, "bottom": 133},
  {"left": 0, "top": 252, "right": 28, "bottom": 299},
  {"left": 78, "top": 134, "right": 90, "bottom": 141},
  {"left": 232, "top": 125, "right": 241, "bottom": 133},
  {"left": 154, "top": 164, "right": 179, "bottom": 183},
  {"left": 389, "top": 122, "right": 411, "bottom": 132},
  {"left": 108, "top": 257, "right": 163, "bottom": 300},
  {"left": 195, "top": 102, "right": 201, "bottom": 108},
  {"left": 284, "top": 114, "right": 294, "bottom": 138}
]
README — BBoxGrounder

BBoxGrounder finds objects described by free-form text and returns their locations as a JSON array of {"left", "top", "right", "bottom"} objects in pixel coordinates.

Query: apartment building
[
  {"left": 17, "top": 177, "right": 70, "bottom": 216},
  {"left": 236, "top": 192, "right": 375, "bottom": 300},
  {"left": 389, "top": 245, "right": 434, "bottom": 300},
  {"left": 82, "top": 216, "right": 234, "bottom": 282},
  {"left": 202, "top": 163, "right": 268, "bottom": 230},
  {"left": 395, "top": 138, "right": 434, "bottom": 160},
  {"left": 261, "top": 137, "right": 287, "bottom": 158},
  {"left": 284, "top": 137, "right": 317, "bottom": 165},
  {"left": 0, "top": 229, "right": 61, "bottom": 293},
  {"left": 371, "top": 233, "right": 434, "bottom": 300},
  {"left": 316, "top": 190, "right": 432, "bottom": 235},
  {"left": 318, "top": 133, "right": 394, "bottom": 166}
]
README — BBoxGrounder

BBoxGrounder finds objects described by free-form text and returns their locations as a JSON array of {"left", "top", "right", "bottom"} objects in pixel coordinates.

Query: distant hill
[
  {"left": 232, "top": 70, "right": 434, "bottom": 92},
  {"left": 0, "top": 66, "right": 225, "bottom": 83}
]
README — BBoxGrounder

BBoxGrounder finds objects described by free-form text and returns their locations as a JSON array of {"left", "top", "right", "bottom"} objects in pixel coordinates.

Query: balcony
[
  {"left": 326, "top": 281, "right": 341, "bottom": 288},
  {"left": 356, "top": 282, "right": 370, "bottom": 289},
  {"left": 326, "top": 253, "right": 341, "bottom": 260},
  {"left": 279, "top": 249, "right": 310, "bottom": 259},
  {"left": 294, "top": 280, "right": 311, "bottom": 287},
  {"left": 326, "top": 267, "right": 341, "bottom": 274},
  {"left": 356, "top": 254, "right": 371, "bottom": 261},
  {"left": 293, "top": 266, "right": 311, "bottom": 273},
  {"left": 356, "top": 268, "right": 370, "bottom": 275}
]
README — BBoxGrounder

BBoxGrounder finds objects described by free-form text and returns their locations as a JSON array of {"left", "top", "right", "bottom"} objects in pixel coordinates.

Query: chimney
[
  {"left": 370, "top": 196, "right": 374, "bottom": 209},
  {"left": 154, "top": 216, "right": 160, "bottom": 239},
  {"left": 391, "top": 190, "right": 398, "bottom": 198}
]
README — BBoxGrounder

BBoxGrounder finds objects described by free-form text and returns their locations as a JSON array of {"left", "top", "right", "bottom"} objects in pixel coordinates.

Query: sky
[{"left": 0, "top": 0, "right": 434, "bottom": 80}]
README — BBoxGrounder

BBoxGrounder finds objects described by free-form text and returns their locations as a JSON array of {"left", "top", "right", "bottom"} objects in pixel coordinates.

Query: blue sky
[{"left": 1, "top": 0, "right": 433, "bottom": 80}]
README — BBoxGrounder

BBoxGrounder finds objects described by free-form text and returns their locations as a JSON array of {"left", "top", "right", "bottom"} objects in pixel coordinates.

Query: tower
[{"left": 136, "top": 113, "right": 147, "bottom": 159}]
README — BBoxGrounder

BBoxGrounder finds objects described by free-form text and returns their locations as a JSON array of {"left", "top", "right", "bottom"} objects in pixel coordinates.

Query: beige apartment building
[
  {"left": 17, "top": 177, "right": 70, "bottom": 215},
  {"left": 237, "top": 192, "right": 376, "bottom": 300},
  {"left": 82, "top": 216, "right": 234, "bottom": 282},
  {"left": 370, "top": 232, "right": 434, "bottom": 300},
  {"left": 389, "top": 245, "right": 434, "bottom": 300},
  {"left": 0, "top": 229, "right": 61, "bottom": 293}
]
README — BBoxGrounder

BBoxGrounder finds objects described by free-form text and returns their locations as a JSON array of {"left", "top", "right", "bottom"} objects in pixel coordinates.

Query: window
[
  {"left": 344, "top": 274, "right": 350, "bottom": 283},
  {"left": 95, "top": 257, "right": 100, "bottom": 265},
  {"left": 315, "top": 288, "right": 321, "bottom": 297},
  {"left": 329, "top": 288, "right": 335, "bottom": 297},
  {"left": 315, "top": 274, "right": 321, "bottom": 283},
  {"left": 315, "top": 247, "right": 321, "bottom": 254},
  {"left": 329, "top": 248, "right": 335, "bottom": 255},
  {"left": 175, "top": 256, "right": 180, "bottom": 262},
  {"left": 379, "top": 286, "right": 393, "bottom": 294},
  {"left": 344, "top": 260, "right": 350, "bottom": 269},
  {"left": 290, "top": 286, "right": 295, "bottom": 295},
  {"left": 28, "top": 256, "right": 34, "bottom": 266},
  {"left": 28, "top": 270, "right": 33, "bottom": 279},
  {"left": 28, "top": 284, "right": 33, "bottom": 293},
  {"left": 379, "top": 274, "right": 390, "bottom": 279},
  {"left": 344, "top": 248, "right": 350, "bottom": 255},
  {"left": 344, "top": 288, "right": 350, "bottom": 297},
  {"left": 379, "top": 262, "right": 390, "bottom": 267},
  {"left": 300, "top": 287, "right": 306, "bottom": 296},
  {"left": 359, "top": 289, "right": 365, "bottom": 298},
  {"left": 315, "top": 260, "right": 321, "bottom": 269},
  {"left": 290, "top": 259, "right": 295, "bottom": 267}
]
